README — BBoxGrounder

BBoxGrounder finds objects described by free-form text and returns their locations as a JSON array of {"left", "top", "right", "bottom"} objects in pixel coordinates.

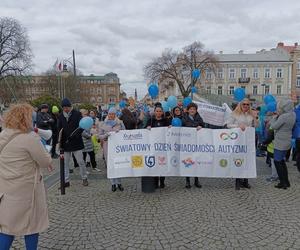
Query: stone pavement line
[{"left": 11, "top": 158, "right": 300, "bottom": 250}]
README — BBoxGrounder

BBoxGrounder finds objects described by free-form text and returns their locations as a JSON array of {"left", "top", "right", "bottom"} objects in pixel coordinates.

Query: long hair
[
  {"left": 3, "top": 103, "right": 34, "bottom": 133},
  {"left": 232, "top": 98, "right": 255, "bottom": 116}
]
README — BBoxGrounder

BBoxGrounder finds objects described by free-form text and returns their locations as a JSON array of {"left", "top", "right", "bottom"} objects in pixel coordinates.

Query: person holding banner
[
  {"left": 172, "top": 106, "right": 183, "bottom": 120},
  {"left": 98, "top": 107, "right": 125, "bottom": 192},
  {"left": 146, "top": 106, "right": 170, "bottom": 189},
  {"left": 182, "top": 102, "right": 205, "bottom": 189},
  {"left": 270, "top": 99, "right": 296, "bottom": 189},
  {"left": 226, "top": 98, "right": 258, "bottom": 190}
]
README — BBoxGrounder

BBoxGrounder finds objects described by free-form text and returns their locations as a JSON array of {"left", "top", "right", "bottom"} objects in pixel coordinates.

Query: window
[
  {"left": 277, "top": 85, "right": 282, "bottom": 95},
  {"left": 206, "top": 86, "right": 211, "bottom": 94},
  {"left": 217, "top": 68, "right": 223, "bottom": 79},
  {"left": 97, "top": 96, "right": 102, "bottom": 102},
  {"left": 206, "top": 69, "right": 212, "bottom": 79},
  {"left": 264, "top": 85, "right": 270, "bottom": 94},
  {"left": 298, "top": 61, "right": 300, "bottom": 69},
  {"left": 229, "top": 68, "right": 235, "bottom": 79},
  {"left": 253, "top": 68, "right": 259, "bottom": 79},
  {"left": 240, "top": 68, "right": 247, "bottom": 78},
  {"left": 217, "top": 86, "right": 223, "bottom": 95},
  {"left": 264, "top": 68, "right": 271, "bottom": 78},
  {"left": 253, "top": 85, "right": 258, "bottom": 95},
  {"left": 229, "top": 86, "right": 234, "bottom": 95},
  {"left": 297, "top": 77, "right": 300, "bottom": 87},
  {"left": 241, "top": 86, "right": 246, "bottom": 90},
  {"left": 276, "top": 68, "right": 283, "bottom": 78}
]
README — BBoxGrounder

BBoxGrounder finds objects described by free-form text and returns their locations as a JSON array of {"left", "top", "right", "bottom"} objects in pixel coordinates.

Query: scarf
[{"left": 63, "top": 108, "right": 73, "bottom": 122}]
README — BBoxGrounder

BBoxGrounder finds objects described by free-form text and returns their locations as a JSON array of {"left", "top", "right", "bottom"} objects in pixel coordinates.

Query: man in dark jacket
[
  {"left": 36, "top": 104, "right": 54, "bottom": 130},
  {"left": 58, "top": 98, "right": 88, "bottom": 187},
  {"left": 182, "top": 102, "right": 205, "bottom": 189}
]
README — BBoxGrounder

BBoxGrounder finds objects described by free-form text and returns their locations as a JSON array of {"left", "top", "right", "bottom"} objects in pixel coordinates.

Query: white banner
[
  {"left": 107, "top": 127, "right": 256, "bottom": 179},
  {"left": 195, "top": 102, "right": 232, "bottom": 126}
]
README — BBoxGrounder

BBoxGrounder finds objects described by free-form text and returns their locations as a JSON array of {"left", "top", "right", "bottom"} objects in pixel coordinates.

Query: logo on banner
[
  {"left": 158, "top": 156, "right": 167, "bottom": 166},
  {"left": 123, "top": 132, "right": 143, "bottom": 140},
  {"left": 114, "top": 157, "right": 130, "bottom": 168},
  {"left": 196, "top": 158, "right": 213, "bottom": 167},
  {"left": 131, "top": 155, "right": 144, "bottom": 168},
  {"left": 170, "top": 156, "right": 179, "bottom": 167},
  {"left": 182, "top": 157, "right": 195, "bottom": 168},
  {"left": 220, "top": 132, "right": 238, "bottom": 141},
  {"left": 145, "top": 156, "right": 155, "bottom": 168},
  {"left": 219, "top": 159, "right": 228, "bottom": 167},
  {"left": 234, "top": 159, "right": 244, "bottom": 167}
]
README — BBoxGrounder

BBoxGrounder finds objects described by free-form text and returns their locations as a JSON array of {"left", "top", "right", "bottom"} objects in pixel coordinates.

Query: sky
[{"left": 1, "top": 0, "right": 300, "bottom": 99}]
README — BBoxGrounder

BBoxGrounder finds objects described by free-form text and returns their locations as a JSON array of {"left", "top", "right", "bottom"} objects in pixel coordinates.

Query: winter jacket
[
  {"left": 182, "top": 113, "right": 205, "bottom": 128},
  {"left": 270, "top": 99, "right": 296, "bottom": 151},
  {"left": 58, "top": 109, "right": 84, "bottom": 152},
  {"left": 82, "top": 129, "right": 94, "bottom": 153},
  {"left": 145, "top": 117, "right": 170, "bottom": 128},
  {"left": 36, "top": 112, "right": 54, "bottom": 130},
  {"left": 292, "top": 105, "right": 300, "bottom": 139},
  {"left": 0, "top": 129, "right": 52, "bottom": 236}
]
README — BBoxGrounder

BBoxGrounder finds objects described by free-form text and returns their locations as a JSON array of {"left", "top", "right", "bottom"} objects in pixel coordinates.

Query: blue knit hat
[{"left": 61, "top": 98, "right": 72, "bottom": 107}]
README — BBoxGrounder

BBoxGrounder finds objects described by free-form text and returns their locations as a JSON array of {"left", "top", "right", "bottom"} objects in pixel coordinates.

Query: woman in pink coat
[{"left": 0, "top": 104, "right": 53, "bottom": 250}]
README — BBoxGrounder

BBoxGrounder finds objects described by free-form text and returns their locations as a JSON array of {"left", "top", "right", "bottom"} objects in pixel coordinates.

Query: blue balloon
[
  {"left": 171, "top": 118, "right": 182, "bottom": 127},
  {"left": 192, "top": 69, "right": 200, "bottom": 79},
  {"left": 234, "top": 88, "right": 246, "bottom": 102},
  {"left": 264, "top": 95, "right": 276, "bottom": 105},
  {"left": 148, "top": 84, "right": 159, "bottom": 98},
  {"left": 183, "top": 97, "right": 192, "bottom": 108},
  {"left": 260, "top": 105, "right": 267, "bottom": 115},
  {"left": 191, "top": 86, "right": 197, "bottom": 93},
  {"left": 167, "top": 95, "right": 177, "bottom": 109},
  {"left": 119, "top": 100, "right": 126, "bottom": 108},
  {"left": 267, "top": 101, "right": 277, "bottom": 112},
  {"left": 79, "top": 117, "right": 94, "bottom": 130},
  {"left": 161, "top": 101, "right": 170, "bottom": 112}
]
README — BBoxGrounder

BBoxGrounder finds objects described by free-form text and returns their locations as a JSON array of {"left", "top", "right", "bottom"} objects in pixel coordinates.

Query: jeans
[
  {"left": 0, "top": 233, "right": 39, "bottom": 250},
  {"left": 64, "top": 150, "right": 87, "bottom": 182},
  {"left": 274, "top": 149, "right": 287, "bottom": 161}
]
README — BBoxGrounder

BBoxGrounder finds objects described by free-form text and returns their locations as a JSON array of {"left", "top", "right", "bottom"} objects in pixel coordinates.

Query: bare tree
[
  {"left": 0, "top": 17, "right": 32, "bottom": 79},
  {"left": 144, "top": 41, "right": 218, "bottom": 97}
]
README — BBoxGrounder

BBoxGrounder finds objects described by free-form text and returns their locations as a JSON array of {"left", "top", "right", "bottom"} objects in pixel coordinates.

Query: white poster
[
  {"left": 195, "top": 102, "right": 231, "bottom": 126},
  {"left": 107, "top": 127, "right": 256, "bottom": 179}
]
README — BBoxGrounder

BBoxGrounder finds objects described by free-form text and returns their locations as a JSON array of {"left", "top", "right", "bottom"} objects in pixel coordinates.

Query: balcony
[{"left": 238, "top": 77, "right": 250, "bottom": 84}]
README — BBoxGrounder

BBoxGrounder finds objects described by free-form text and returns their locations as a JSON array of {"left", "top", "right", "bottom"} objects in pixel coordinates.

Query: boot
[
  {"left": 159, "top": 177, "right": 165, "bottom": 188},
  {"left": 118, "top": 184, "right": 124, "bottom": 191},
  {"left": 242, "top": 179, "right": 251, "bottom": 189},
  {"left": 112, "top": 185, "right": 117, "bottom": 192},
  {"left": 185, "top": 177, "right": 191, "bottom": 189},
  {"left": 235, "top": 179, "right": 241, "bottom": 190},
  {"left": 194, "top": 177, "right": 202, "bottom": 188}
]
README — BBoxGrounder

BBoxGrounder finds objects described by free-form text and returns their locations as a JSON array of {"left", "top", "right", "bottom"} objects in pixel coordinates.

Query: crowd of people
[{"left": 0, "top": 96, "right": 299, "bottom": 249}]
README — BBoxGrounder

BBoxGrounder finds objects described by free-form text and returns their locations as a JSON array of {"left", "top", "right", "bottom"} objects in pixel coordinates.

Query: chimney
[
  {"left": 295, "top": 42, "right": 298, "bottom": 47},
  {"left": 219, "top": 51, "right": 223, "bottom": 54},
  {"left": 277, "top": 42, "right": 284, "bottom": 47},
  {"left": 238, "top": 50, "right": 244, "bottom": 54}
]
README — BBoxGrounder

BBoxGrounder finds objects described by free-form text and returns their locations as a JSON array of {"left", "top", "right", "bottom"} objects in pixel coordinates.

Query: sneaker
[
  {"left": 112, "top": 184, "right": 117, "bottom": 192},
  {"left": 82, "top": 179, "right": 88, "bottom": 186},
  {"left": 93, "top": 167, "right": 101, "bottom": 172},
  {"left": 86, "top": 171, "right": 90, "bottom": 175}
]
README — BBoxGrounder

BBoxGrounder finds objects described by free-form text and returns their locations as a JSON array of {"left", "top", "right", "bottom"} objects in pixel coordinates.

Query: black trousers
[
  {"left": 274, "top": 160, "right": 290, "bottom": 186},
  {"left": 83, "top": 151, "right": 97, "bottom": 168},
  {"left": 51, "top": 133, "right": 58, "bottom": 157},
  {"left": 154, "top": 177, "right": 165, "bottom": 187},
  {"left": 296, "top": 139, "right": 300, "bottom": 172}
]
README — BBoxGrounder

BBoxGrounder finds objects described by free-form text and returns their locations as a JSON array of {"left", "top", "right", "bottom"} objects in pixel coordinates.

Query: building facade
[
  {"left": 157, "top": 47, "right": 294, "bottom": 103},
  {"left": 7, "top": 72, "right": 122, "bottom": 106}
]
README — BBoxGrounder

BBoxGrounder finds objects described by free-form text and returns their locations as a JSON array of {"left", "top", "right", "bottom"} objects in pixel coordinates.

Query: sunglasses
[{"left": 242, "top": 103, "right": 250, "bottom": 106}]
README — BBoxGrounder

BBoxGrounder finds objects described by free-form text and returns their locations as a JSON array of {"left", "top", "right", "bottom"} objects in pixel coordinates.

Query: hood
[
  {"left": 278, "top": 99, "right": 294, "bottom": 114},
  {"left": 0, "top": 129, "right": 22, "bottom": 152}
]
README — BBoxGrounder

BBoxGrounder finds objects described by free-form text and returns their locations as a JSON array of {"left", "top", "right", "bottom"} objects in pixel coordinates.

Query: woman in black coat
[
  {"left": 119, "top": 108, "right": 137, "bottom": 130},
  {"left": 182, "top": 102, "right": 205, "bottom": 189},
  {"left": 146, "top": 106, "right": 170, "bottom": 188}
]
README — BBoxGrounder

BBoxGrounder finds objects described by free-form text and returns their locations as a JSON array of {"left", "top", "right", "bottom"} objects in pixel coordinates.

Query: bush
[
  {"left": 30, "top": 95, "right": 61, "bottom": 110},
  {"left": 75, "top": 103, "right": 97, "bottom": 112}
]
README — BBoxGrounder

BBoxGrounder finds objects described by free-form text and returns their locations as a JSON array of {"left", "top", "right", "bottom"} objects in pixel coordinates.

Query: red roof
[{"left": 277, "top": 42, "right": 298, "bottom": 53}]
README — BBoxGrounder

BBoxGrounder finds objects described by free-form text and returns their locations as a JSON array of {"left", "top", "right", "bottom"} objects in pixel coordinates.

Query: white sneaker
[{"left": 93, "top": 168, "right": 101, "bottom": 172}]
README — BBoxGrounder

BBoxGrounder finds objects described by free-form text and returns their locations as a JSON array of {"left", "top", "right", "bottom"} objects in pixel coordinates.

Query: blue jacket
[{"left": 292, "top": 105, "right": 300, "bottom": 139}]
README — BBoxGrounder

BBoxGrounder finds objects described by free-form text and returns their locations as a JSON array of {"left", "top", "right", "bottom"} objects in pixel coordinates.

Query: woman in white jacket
[{"left": 226, "top": 98, "right": 258, "bottom": 190}]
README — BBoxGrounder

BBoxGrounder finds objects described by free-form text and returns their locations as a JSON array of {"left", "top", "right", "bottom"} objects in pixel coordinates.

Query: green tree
[{"left": 30, "top": 95, "right": 60, "bottom": 110}]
